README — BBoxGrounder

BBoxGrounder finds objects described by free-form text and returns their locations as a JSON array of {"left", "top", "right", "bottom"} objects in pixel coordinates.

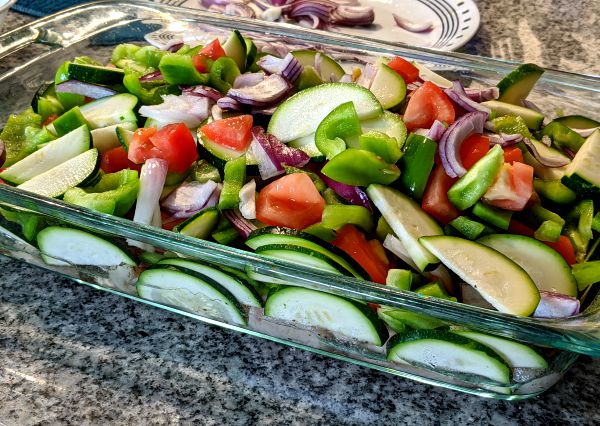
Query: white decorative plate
[{"left": 154, "top": 0, "right": 480, "bottom": 51}]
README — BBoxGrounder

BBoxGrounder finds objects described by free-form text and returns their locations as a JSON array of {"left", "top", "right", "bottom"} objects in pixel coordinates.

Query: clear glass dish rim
[{"left": 0, "top": 0, "right": 599, "bottom": 358}]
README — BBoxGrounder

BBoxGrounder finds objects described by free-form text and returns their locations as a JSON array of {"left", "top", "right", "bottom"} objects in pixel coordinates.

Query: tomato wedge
[
  {"left": 503, "top": 146, "right": 524, "bottom": 164},
  {"left": 422, "top": 164, "right": 460, "bottom": 224},
  {"left": 483, "top": 162, "right": 533, "bottom": 211},
  {"left": 460, "top": 134, "right": 490, "bottom": 170},
  {"left": 332, "top": 224, "right": 390, "bottom": 284},
  {"left": 403, "top": 81, "right": 455, "bottom": 131},
  {"left": 192, "top": 54, "right": 212, "bottom": 73},
  {"left": 199, "top": 115, "right": 253, "bottom": 151},
  {"left": 256, "top": 173, "right": 325, "bottom": 230},
  {"left": 101, "top": 146, "right": 142, "bottom": 174},
  {"left": 199, "top": 39, "right": 226, "bottom": 61},
  {"left": 128, "top": 123, "right": 198, "bottom": 174},
  {"left": 509, "top": 220, "right": 577, "bottom": 265},
  {"left": 387, "top": 56, "right": 419, "bottom": 84}
]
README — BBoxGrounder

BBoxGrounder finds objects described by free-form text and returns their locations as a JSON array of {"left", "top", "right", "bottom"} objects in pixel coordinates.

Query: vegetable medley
[{"left": 1, "top": 28, "right": 599, "bottom": 384}]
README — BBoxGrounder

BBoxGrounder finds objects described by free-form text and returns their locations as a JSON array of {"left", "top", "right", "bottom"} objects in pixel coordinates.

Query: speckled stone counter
[{"left": 1, "top": 1, "right": 600, "bottom": 424}]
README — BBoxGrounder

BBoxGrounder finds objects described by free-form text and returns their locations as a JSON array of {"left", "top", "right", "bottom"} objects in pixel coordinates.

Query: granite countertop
[{"left": 1, "top": 1, "right": 600, "bottom": 424}]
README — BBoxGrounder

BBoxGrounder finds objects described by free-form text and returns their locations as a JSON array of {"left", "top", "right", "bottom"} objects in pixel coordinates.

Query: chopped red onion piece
[
  {"left": 393, "top": 13, "right": 433, "bottom": 32},
  {"left": 139, "top": 70, "right": 164, "bottom": 82},
  {"left": 356, "top": 63, "right": 378, "bottom": 89},
  {"left": 338, "top": 74, "right": 353, "bottom": 83},
  {"left": 267, "top": 133, "right": 310, "bottom": 167},
  {"left": 206, "top": 183, "right": 222, "bottom": 208},
  {"left": 239, "top": 179, "right": 257, "bottom": 219},
  {"left": 139, "top": 94, "right": 211, "bottom": 128},
  {"left": 540, "top": 135, "right": 552, "bottom": 147},
  {"left": 270, "top": 0, "right": 291, "bottom": 6},
  {"left": 234, "top": 72, "right": 266, "bottom": 89},
  {"left": 227, "top": 74, "right": 291, "bottom": 106},
  {"left": 406, "top": 82, "right": 422, "bottom": 91},
  {"left": 257, "top": 53, "right": 303, "bottom": 84},
  {"left": 224, "top": 2, "right": 256, "bottom": 17},
  {"left": 161, "top": 180, "right": 218, "bottom": 213},
  {"left": 165, "top": 41, "right": 184, "bottom": 52},
  {"left": 208, "top": 4, "right": 226, "bottom": 13},
  {"left": 55, "top": 80, "right": 117, "bottom": 99},
  {"left": 522, "top": 138, "right": 570, "bottom": 167},
  {"left": 444, "top": 81, "right": 491, "bottom": 117},
  {"left": 382, "top": 234, "right": 418, "bottom": 271},
  {"left": 251, "top": 105, "right": 279, "bottom": 116},
  {"left": 439, "top": 111, "right": 487, "bottom": 178},
  {"left": 184, "top": 85, "right": 223, "bottom": 102},
  {"left": 533, "top": 291, "right": 580, "bottom": 318},
  {"left": 251, "top": 126, "right": 285, "bottom": 179},
  {"left": 464, "top": 87, "right": 499, "bottom": 102},
  {"left": 224, "top": 209, "right": 257, "bottom": 238},
  {"left": 133, "top": 158, "right": 169, "bottom": 226},
  {"left": 217, "top": 96, "right": 244, "bottom": 111},
  {"left": 331, "top": 5, "right": 375, "bottom": 26},
  {"left": 563, "top": 147, "right": 576, "bottom": 159},
  {"left": 486, "top": 132, "right": 523, "bottom": 146},
  {"left": 520, "top": 99, "right": 543, "bottom": 113},
  {"left": 211, "top": 104, "right": 224, "bottom": 121},
  {"left": 320, "top": 174, "right": 373, "bottom": 212},
  {"left": 427, "top": 120, "right": 447, "bottom": 142}
]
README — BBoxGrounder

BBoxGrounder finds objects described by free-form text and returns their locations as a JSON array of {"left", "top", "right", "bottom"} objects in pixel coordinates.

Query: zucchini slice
[{"left": 265, "top": 286, "right": 388, "bottom": 346}]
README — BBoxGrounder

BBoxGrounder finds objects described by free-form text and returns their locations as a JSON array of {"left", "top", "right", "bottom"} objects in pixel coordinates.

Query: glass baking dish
[{"left": 0, "top": 0, "right": 598, "bottom": 399}]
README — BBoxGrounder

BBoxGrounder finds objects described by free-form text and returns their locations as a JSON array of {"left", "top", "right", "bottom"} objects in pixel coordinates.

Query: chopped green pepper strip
[
  {"left": 492, "top": 115, "right": 533, "bottom": 139},
  {"left": 0, "top": 205, "right": 44, "bottom": 241},
  {"left": 133, "top": 46, "right": 168, "bottom": 69},
  {"left": 211, "top": 215, "right": 239, "bottom": 245},
  {"left": 111, "top": 44, "right": 141, "bottom": 64},
  {"left": 192, "top": 160, "right": 222, "bottom": 183},
  {"left": 321, "top": 204, "right": 374, "bottom": 232},
  {"left": 0, "top": 107, "right": 43, "bottom": 167},
  {"left": 414, "top": 282, "right": 453, "bottom": 299},
  {"left": 359, "top": 130, "right": 403, "bottom": 164},
  {"left": 572, "top": 260, "right": 600, "bottom": 291},
  {"left": 218, "top": 154, "right": 246, "bottom": 210},
  {"left": 398, "top": 133, "right": 437, "bottom": 200},
  {"left": 472, "top": 202, "right": 512, "bottom": 230},
  {"left": 564, "top": 199, "right": 594, "bottom": 260},
  {"left": 209, "top": 56, "right": 241, "bottom": 93},
  {"left": 541, "top": 121, "right": 585, "bottom": 152},
  {"left": 592, "top": 212, "right": 600, "bottom": 233},
  {"left": 159, "top": 54, "right": 210, "bottom": 86},
  {"left": 123, "top": 71, "right": 180, "bottom": 105},
  {"left": 302, "top": 222, "right": 337, "bottom": 243},
  {"left": 375, "top": 216, "right": 394, "bottom": 242},
  {"left": 37, "top": 95, "right": 64, "bottom": 121},
  {"left": 24, "top": 127, "right": 56, "bottom": 147},
  {"left": 62, "top": 169, "right": 140, "bottom": 216},
  {"left": 533, "top": 178, "right": 577, "bottom": 204},
  {"left": 447, "top": 144, "right": 504, "bottom": 211},
  {"left": 528, "top": 203, "right": 566, "bottom": 228},
  {"left": 385, "top": 269, "right": 413, "bottom": 291},
  {"left": 449, "top": 216, "right": 487, "bottom": 240},
  {"left": 534, "top": 220, "right": 562, "bottom": 242},
  {"left": 315, "top": 101, "right": 362, "bottom": 160},
  {"left": 321, "top": 148, "right": 401, "bottom": 186},
  {"left": 52, "top": 106, "right": 87, "bottom": 136}
]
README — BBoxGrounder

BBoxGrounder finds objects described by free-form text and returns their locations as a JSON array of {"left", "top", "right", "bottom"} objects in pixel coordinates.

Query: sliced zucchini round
[
  {"left": 254, "top": 244, "right": 346, "bottom": 276},
  {"left": 173, "top": 207, "right": 220, "bottom": 239},
  {"left": 157, "top": 258, "right": 262, "bottom": 307},
  {"left": 137, "top": 266, "right": 246, "bottom": 325},
  {"left": 369, "top": 63, "right": 407, "bottom": 110},
  {"left": 387, "top": 329, "right": 511, "bottom": 384},
  {"left": 265, "top": 286, "right": 388, "bottom": 346}
]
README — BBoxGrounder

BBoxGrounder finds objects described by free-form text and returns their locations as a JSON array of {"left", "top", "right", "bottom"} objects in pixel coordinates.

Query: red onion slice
[
  {"left": 320, "top": 174, "right": 373, "bottom": 212},
  {"left": 55, "top": 80, "right": 117, "bottom": 99},
  {"left": 139, "top": 70, "right": 164, "bottom": 83},
  {"left": 161, "top": 180, "right": 218, "bottom": 213},
  {"left": 184, "top": 85, "right": 223, "bottom": 102},
  {"left": 234, "top": 72, "right": 266, "bottom": 89},
  {"left": 427, "top": 120, "right": 447, "bottom": 142},
  {"left": 533, "top": 291, "right": 580, "bottom": 318},
  {"left": 224, "top": 3, "right": 256, "bottom": 17},
  {"left": 331, "top": 5, "right": 375, "bottom": 26},
  {"left": 251, "top": 126, "right": 285, "bottom": 179},
  {"left": 464, "top": 87, "right": 499, "bottom": 102},
  {"left": 522, "top": 138, "right": 570, "bottom": 168},
  {"left": 139, "top": 94, "right": 211, "bottom": 128},
  {"left": 217, "top": 96, "right": 244, "bottom": 111},
  {"left": 438, "top": 111, "right": 487, "bottom": 178},
  {"left": 393, "top": 13, "right": 433, "bottom": 32},
  {"left": 267, "top": 133, "right": 310, "bottom": 167},
  {"left": 224, "top": 209, "right": 257, "bottom": 238},
  {"left": 444, "top": 81, "right": 491, "bottom": 117},
  {"left": 227, "top": 74, "right": 291, "bottom": 106},
  {"left": 257, "top": 53, "right": 303, "bottom": 84},
  {"left": 486, "top": 132, "right": 523, "bottom": 146}
]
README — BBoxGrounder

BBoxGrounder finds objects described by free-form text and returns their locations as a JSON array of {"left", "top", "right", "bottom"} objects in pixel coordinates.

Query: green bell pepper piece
[
  {"left": 159, "top": 54, "right": 210, "bottom": 86},
  {"left": 533, "top": 178, "right": 577, "bottom": 204},
  {"left": 112, "top": 44, "right": 141, "bottom": 63},
  {"left": 565, "top": 199, "right": 594, "bottom": 258},
  {"left": 385, "top": 269, "right": 413, "bottom": 291},
  {"left": 398, "top": 133, "right": 437, "bottom": 200},
  {"left": 541, "top": 121, "right": 585, "bottom": 152},
  {"left": 0, "top": 205, "right": 44, "bottom": 241},
  {"left": 37, "top": 95, "right": 64, "bottom": 121},
  {"left": 528, "top": 203, "right": 566, "bottom": 228},
  {"left": 133, "top": 46, "right": 168, "bottom": 69},
  {"left": 209, "top": 56, "right": 241, "bottom": 93},
  {"left": 414, "top": 282, "right": 453, "bottom": 299},
  {"left": 192, "top": 160, "right": 222, "bottom": 183},
  {"left": 375, "top": 216, "right": 394, "bottom": 242},
  {"left": 321, "top": 148, "right": 401, "bottom": 186},
  {"left": 321, "top": 204, "right": 374, "bottom": 232},
  {"left": 472, "top": 202, "right": 512, "bottom": 230},
  {"left": 449, "top": 216, "right": 488, "bottom": 240},
  {"left": 592, "top": 212, "right": 600, "bottom": 233},
  {"left": 24, "top": 126, "right": 56, "bottom": 147},
  {"left": 211, "top": 215, "right": 239, "bottom": 245},
  {"left": 315, "top": 101, "right": 362, "bottom": 160},
  {"left": 447, "top": 144, "right": 504, "bottom": 211},
  {"left": 52, "top": 106, "right": 87, "bottom": 136},
  {"left": 123, "top": 71, "right": 180, "bottom": 105},
  {"left": 359, "top": 130, "right": 403, "bottom": 164},
  {"left": 218, "top": 154, "right": 246, "bottom": 210},
  {"left": 62, "top": 169, "right": 140, "bottom": 216},
  {"left": 55, "top": 62, "right": 85, "bottom": 110},
  {"left": 322, "top": 187, "right": 344, "bottom": 205},
  {"left": 0, "top": 108, "right": 43, "bottom": 167},
  {"left": 572, "top": 260, "right": 600, "bottom": 291},
  {"left": 303, "top": 222, "right": 337, "bottom": 242},
  {"left": 534, "top": 220, "right": 562, "bottom": 242},
  {"left": 491, "top": 115, "right": 533, "bottom": 139}
]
